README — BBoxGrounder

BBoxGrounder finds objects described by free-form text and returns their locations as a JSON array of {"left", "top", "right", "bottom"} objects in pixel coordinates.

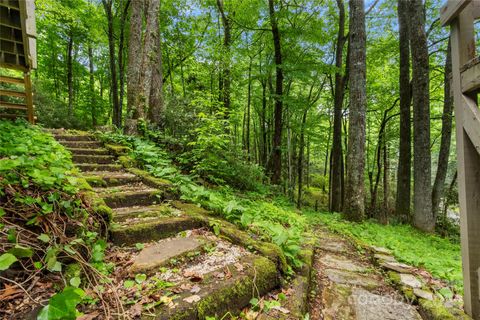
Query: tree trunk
[
  {"left": 330, "top": 0, "right": 346, "bottom": 212},
  {"left": 344, "top": 0, "right": 367, "bottom": 221},
  {"left": 216, "top": 0, "right": 231, "bottom": 116},
  {"left": 432, "top": 40, "right": 453, "bottom": 222},
  {"left": 410, "top": 0, "right": 433, "bottom": 232},
  {"left": 395, "top": 0, "right": 412, "bottom": 222},
  {"left": 88, "top": 45, "right": 96, "bottom": 127},
  {"left": 246, "top": 57, "right": 252, "bottom": 160},
  {"left": 118, "top": 0, "right": 131, "bottom": 114},
  {"left": 148, "top": 0, "right": 164, "bottom": 126},
  {"left": 126, "top": 0, "right": 144, "bottom": 133},
  {"left": 102, "top": 0, "right": 121, "bottom": 128},
  {"left": 297, "top": 108, "right": 308, "bottom": 208},
  {"left": 268, "top": 0, "right": 283, "bottom": 185},
  {"left": 66, "top": 33, "right": 74, "bottom": 117}
]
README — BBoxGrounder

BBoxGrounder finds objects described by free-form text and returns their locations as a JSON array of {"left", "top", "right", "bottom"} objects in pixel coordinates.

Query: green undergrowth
[
  {"left": 98, "top": 131, "right": 307, "bottom": 270},
  {"left": 306, "top": 211, "right": 463, "bottom": 292},
  {"left": 0, "top": 120, "right": 108, "bottom": 319}
]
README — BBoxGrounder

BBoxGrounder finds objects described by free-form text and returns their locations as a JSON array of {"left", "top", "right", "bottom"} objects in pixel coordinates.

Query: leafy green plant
[{"left": 37, "top": 286, "right": 86, "bottom": 320}]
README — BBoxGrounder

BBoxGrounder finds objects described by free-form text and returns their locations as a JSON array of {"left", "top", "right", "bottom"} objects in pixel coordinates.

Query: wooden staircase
[
  {"left": 441, "top": 1, "right": 480, "bottom": 318},
  {"left": 0, "top": 73, "right": 34, "bottom": 123}
]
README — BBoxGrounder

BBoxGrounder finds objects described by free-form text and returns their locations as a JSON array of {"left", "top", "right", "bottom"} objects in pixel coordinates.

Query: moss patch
[{"left": 419, "top": 299, "right": 470, "bottom": 320}]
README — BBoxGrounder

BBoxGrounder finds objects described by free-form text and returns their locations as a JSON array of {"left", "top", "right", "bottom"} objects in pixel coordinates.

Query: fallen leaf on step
[
  {"left": 183, "top": 295, "right": 201, "bottom": 303},
  {"left": 271, "top": 305, "right": 290, "bottom": 314},
  {"left": 0, "top": 284, "right": 22, "bottom": 300},
  {"left": 128, "top": 303, "right": 143, "bottom": 317},
  {"left": 77, "top": 311, "right": 100, "bottom": 320}
]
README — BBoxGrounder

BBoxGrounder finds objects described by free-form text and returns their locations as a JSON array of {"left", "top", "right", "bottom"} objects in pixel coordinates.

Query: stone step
[
  {"left": 67, "top": 147, "right": 110, "bottom": 155},
  {"left": 72, "top": 154, "right": 115, "bottom": 164},
  {"left": 112, "top": 204, "right": 181, "bottom": 222},
  {"left": 111, "top": 216, "right": 204, "bottom": 245},
  {"left": 54, "top": 134, "right": 96, "bottom": 141},
  {"left": 150, "top": 255, "right": 279, "bottom": 320},
  {"left": 85, "top": 172, "right": 141, "bottom": 187},
  {"left": 76, "top": 163, "right": 123, "bottom": 172},
  {"left": 102, "top": 189, "right": 163, "bottom": 209},
  {"left": 130, "top": 235, "right": 206, "bottom": 274},
  {"left": 59, "top": 140, "right": 103, "bottom": 149}
]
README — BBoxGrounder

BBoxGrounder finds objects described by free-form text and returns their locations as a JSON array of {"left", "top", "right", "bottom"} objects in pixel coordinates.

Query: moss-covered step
[
  {"left": 59, "top": 140, "right": 103, "bottom": 149},
  {"left": 144, "top": 255, "right": 279, "bottom": 320},
  {"left": 72, "top": 154, "right": 115, "bottom": 164},
  {"left": 54, "top": 134, "right": 96, "bottom": 141},
  {"left": 112, "top": 204, "right": 181, "bottom": 222},
  {"left": 110, "top": 216, "right": 204, "bottom": 245},
  {"left": 67, "top": 147, "right": 110, "bottom": 155},
  {"left": 102, "top": 189, "right": 163, "bottom": 208},
  {"left": 75, "top": 163, "right": 123, "bottom": 172},
  {"left": 85, "top": 172, "right": 141, "bottom": 187}
]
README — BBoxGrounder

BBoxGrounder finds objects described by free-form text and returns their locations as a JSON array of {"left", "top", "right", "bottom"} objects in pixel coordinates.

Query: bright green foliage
[
  {"left": 37, "top": 286, "right": 86, "bottom": 320},
  {"left": 0, "top": 253, "right": 17, "bottom": 271},
  {"left": 307, "top": 211, "right": 463, "bottom": 292}
]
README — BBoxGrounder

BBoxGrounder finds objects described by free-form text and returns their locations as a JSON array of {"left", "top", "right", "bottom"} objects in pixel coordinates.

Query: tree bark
[
  {"left": 126, "top": 0, "right": 144, "bottom": 132},
  {"left": 102, "top": 0, "right": 121, "bottom": 127},
  {"left": 395, "top": 0, "right": 412, "bottom": 222},
  {"left": 88, "top": 45, "right": 96, "bottom": 127},
  {"left": 344, "top": 0, "right": 367, "bottom": 221},
  {"left": 432, "top": 40, "right": 453, "bottom": 222},
  {"left": 410, "top": 0, "right": 434, "bottom": 232},
  {"left": 216, "top": 0, "right": 231, "bottom": 116},
  {"left": 147, "top": 0, "right": 164, "bottom": 126},
  {"left": 268, "top": 0, "right": 283, "bottom": 185},
  {"left": 118, "top": 0, "right": 131, "bottom": 114},
  {"left": 66, "top": 33, "right": 74, "bottom": 117},
  {"left": 330, "top": 0, "right": 346, "bottom": 212}
]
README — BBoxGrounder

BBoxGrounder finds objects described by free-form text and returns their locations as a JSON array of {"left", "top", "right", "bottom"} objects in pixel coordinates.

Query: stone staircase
[{"left": 51, "top": 130, "right": 280, "bottom": 319}]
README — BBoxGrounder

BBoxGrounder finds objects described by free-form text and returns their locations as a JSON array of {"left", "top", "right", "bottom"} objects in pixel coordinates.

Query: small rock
[
  {"left": 413, "top": 288, "right": 434, "bottom": 300},
  {"left": 399, "top": 273, "right": 422, "bottom": 288},
  {"left": 372, "top": 246, "right": 392, "bottom": 255},
  {"left": 375, "top": 254, "right": 397, "bottom": 263},
  {"left": 381, "top": 261, "right": 414, "bottom": 273}
]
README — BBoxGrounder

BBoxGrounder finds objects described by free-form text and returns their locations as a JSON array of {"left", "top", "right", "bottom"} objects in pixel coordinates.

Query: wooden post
[
  {"left": 24, "top": 71, "right": 34, "bottom": 124},
  {"left": 447, "top": 2, "right": 480, "bottom": 317}
]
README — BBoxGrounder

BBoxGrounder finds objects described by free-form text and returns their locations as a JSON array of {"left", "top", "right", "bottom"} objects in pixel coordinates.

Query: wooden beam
[
  {"left": 461, "top": 57, "right": 480, "bottom": 93},
  {"left": 440, "top": 0, "right": 471, "bottom": 26},
  {"left": 0, "top": 61, "right": 26, "bottom": 71},
  {"left": 0, "top": 75, "right": 24, "bottom": 84},
  {"left": 0, "top": 101, "right": 27, "bottom": 110},
  {"left": 23, "top": 72, "right": 34, "bottom": 123},
  {"left": 462, "top": 96, "right": 480, "bottom": 154},
  {"left": 0, "top": 0, "right": 20, "bottom": 10},
  {"left": 0, "top": 88, "right": 26, "bottom": 98}
]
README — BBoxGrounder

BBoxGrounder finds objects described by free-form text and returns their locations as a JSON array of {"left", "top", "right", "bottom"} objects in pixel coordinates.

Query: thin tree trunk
[
  {"left": 395, "top": 0, "right": 412, "bottom": 222},
  {"left": 268, "top": 0, "right": 284, "bottom": 185},
  {"left": 297, "top": 108, "right": 308, "bottom": 208},
  {"left": 66, "top": 33, "right": 74, "bottom": 117},
  {"left": 216, "top": 0, "right": 231, "bottom": 116},
  {"left": 118, "top": 0, "right": 131, "bottom": 115},
  {"left": 344, "top": 0, "right": 367, "bottom": 221},
  {"left": 246, "top": 58, "right": 252, "bottom": 160},
  {"left": 410, "top": 0, "right": 434, "bottom": 232},
  {"left": 432, "top": 39, "right": 453, "bottom": 222},
  {"left": 103, "top": 0, "right": 121, "bottom": 127},
  {"left": 88, "top": 45, "right": 96, "bottom": 127},
  {"left": 330, "top": 0, "right": 347, "bottom": 212}
]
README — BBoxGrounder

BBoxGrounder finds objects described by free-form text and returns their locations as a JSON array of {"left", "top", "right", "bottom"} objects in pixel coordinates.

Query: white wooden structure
[
  {"left": 0, "top": 0, "right": 36, "bottom": 123},
  {"left": 441, "top": 0, "right": 480, "bottom": 318}
]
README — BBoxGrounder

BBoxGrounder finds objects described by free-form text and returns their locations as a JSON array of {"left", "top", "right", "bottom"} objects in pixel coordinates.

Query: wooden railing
[{"left": 441, "top": 1, "right": 480, "bottom": 318}]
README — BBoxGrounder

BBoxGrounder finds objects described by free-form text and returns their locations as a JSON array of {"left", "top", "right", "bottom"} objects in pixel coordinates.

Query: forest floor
[{"left": 0, "top": 125, "right": 469, "bottom": 320}]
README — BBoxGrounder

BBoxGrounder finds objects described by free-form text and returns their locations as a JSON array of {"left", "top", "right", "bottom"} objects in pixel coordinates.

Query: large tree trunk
[
  {"left": 268, "top": 0, "right": 284, "bottom": 185},
  {"left": 66, "top": 33, "right": 74, "bottom": 117},
  {"left": 395, "top": 0, "right": 412, "bottom": 222},
  {"left": 147, "top": 0, "right": 164, "bottom": 126},
  {"left": 125, "top": 0, "right": 144, "bottom": 133},
  {"left": 103, "top": 0, "right": 121, "bottom": 128},
  {"left": 216, "top": 0, "right": 231, "bottom": 116},
  {"left": 344, "top": 0, "right": 367, "bottom": 221},
  {"left": 118, "top": 0, "right": 131, "bottom": 114},
  {"left": 88, "top": 45, "right": 96, "bottom": 128},
  {"left": 410, "top": 0, "right": 433, "bottom": 232},
  {"left": 330, "top": 0, "right": 346, "bottom": 212},
  {"left": 432, "top": 40, "right": 453, "bottom": 222}
]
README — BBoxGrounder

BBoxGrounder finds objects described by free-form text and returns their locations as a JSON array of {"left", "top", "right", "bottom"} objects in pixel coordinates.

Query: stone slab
[
  {"left": 132, "top": 237, "right": 202, "bottom": 273},
  {"left": 399, "top": 273, "right": 422, "bottom": 288},
  {"left": 319, "top": 240, "right": 348, "bottom": 254},
  {"left": 381, "top": 261, "right": 414, "bottom": 274},
  {"left": 324, "top": 268, "right": 381, "bottom": 289},
  {"left": 321, "top": 254, "right": 368, "bottom": 273},
  {"left": 352, "top": 288, "right": 422, "bottom": 320}
]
